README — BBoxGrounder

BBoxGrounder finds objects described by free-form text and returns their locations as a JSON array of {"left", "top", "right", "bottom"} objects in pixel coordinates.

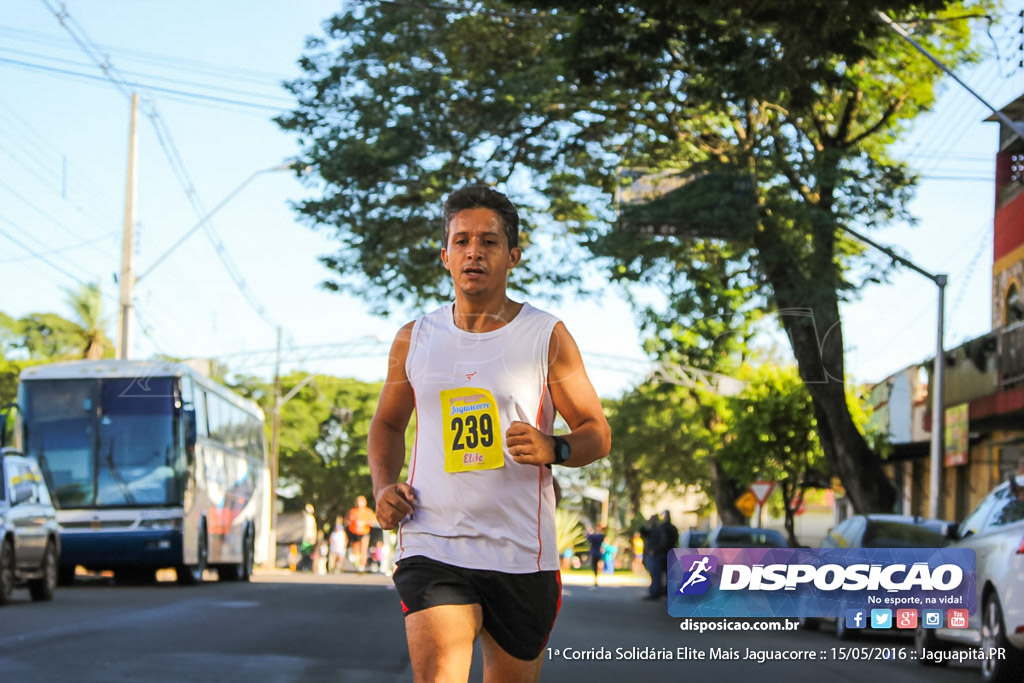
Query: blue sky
[{"left": 0, "top": 1, "right": 1020, "bottom": 398}]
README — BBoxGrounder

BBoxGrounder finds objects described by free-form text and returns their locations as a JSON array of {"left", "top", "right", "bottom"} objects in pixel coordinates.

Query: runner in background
[{"left": 346, "top": 496, "right": 375, "bottom": 573}]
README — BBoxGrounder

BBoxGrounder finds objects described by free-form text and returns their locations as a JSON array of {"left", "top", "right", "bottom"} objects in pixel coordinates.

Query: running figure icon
[{"left": 679, "top": 556, "right": 712, "bottom": 593}]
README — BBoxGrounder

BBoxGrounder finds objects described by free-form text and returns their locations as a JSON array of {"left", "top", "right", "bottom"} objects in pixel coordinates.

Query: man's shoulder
[{"left": 519, "top": 301, "right": 560, "bottom": 323}]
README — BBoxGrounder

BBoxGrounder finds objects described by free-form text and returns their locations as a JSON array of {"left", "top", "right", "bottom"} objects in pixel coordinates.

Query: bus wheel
[
  {"left": 177, "top": 521, "right": 208, "bottom": 585},
  {"left": 219, "top": 526, "right": 254, "bottom": 582}
]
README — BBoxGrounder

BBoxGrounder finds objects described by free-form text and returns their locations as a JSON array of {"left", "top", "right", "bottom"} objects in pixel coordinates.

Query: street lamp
[
  {"left": 115, "top": 160, "right": 305, "bottom": 360},
  {"left": 840, "top": 225, "right": 947, "bottom": 520},
  {"left": 135, "top": 160, "right": 304, "bottom": 284}
]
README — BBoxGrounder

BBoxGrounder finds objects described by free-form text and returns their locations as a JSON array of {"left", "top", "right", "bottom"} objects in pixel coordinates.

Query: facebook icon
[{"left": 845, "top": 609, "right": 866, "bottom": 630}]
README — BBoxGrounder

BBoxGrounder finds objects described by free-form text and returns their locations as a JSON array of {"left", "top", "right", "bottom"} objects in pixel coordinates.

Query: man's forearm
[
  {"left": 560, "top": 419, "right": 611, "bottom": 468},
  {"left": 368, "top": 418, "right": 407, "bottom": 498}
]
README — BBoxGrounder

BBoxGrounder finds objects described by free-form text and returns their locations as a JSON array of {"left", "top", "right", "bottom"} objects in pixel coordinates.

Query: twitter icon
[{"left": 870, "top": 609, "right": 893, "bottom": 629}]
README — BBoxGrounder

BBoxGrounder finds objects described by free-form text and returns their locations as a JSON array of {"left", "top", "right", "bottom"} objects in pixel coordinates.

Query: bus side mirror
[{"left": 183, "top": 406, "right": 197, "bottom": 452}]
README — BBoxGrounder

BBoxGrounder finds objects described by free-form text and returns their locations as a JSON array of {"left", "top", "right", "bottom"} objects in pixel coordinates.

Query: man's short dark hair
[{"left": 442, "top": 185, "right": 519, "bottom": 249}]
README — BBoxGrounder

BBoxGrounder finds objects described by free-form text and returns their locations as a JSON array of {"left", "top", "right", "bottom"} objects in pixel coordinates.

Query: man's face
[{"left": 441, "top": 208, "right": 521, "bottom": 296}]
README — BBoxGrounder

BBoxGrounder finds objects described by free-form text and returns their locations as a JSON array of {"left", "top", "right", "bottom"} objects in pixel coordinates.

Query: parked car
[
  {"left": 820, "top": 513, "right": 956, "bottom": 550},
  {"left": 702, "top": 526, "right": 786, "bottom": 548},
  {"left": 0, "top": 448, "right": 61, "bottom": 604},
  {"left": 804, "top": 514, "right": 954, "bottom": 639},
  {"left": 678, "top": 528, "right": 709, "bottom": 549},
  {"left": 916, "top": 477, "right": 1024, "bottom": 682}
]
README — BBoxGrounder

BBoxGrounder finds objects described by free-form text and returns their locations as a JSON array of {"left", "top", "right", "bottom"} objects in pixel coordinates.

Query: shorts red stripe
[{"left": 542, "top": 570, "right": 563, "bottom": 651}]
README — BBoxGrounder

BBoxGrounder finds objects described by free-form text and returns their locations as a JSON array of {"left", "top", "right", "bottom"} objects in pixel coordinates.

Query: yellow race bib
[{"left": 440, "top": 387, "right": 504, "bottom": 473}]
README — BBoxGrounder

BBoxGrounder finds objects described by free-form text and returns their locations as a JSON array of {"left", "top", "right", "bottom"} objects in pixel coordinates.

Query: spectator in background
[
  {"left": 585, "top": 523, "right": 606, "bottom": 587},
  {"left": 329, "top": 518, "right": 348, "bottom": 573},
  {"left": 602, "top": 536, "right": 617, "bottom": 575},
  {"left": 631, "top": 532, "right": 644, "bottom": 574},
  {"left": 640, "top": 514, "right": 666, "bottom": 600}
]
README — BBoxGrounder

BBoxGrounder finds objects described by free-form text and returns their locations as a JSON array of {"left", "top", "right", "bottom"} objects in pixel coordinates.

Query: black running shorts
[{"left": 392, "top": 555, "right": 562, "bottom": 661}]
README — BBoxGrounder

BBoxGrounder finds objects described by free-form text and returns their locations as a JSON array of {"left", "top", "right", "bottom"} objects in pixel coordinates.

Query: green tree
[
  {"left": 16, "top": 313, "right": 85, "bottom": 360},
  {"left": 604, "top": 381, "right": 721, "bottom": 525},
  {"left": 64, "top": 283, "right": 114, "bottom": 360},
  {"left": 0, "top": 312, "right": 19, "bottom": 359},
  {"left": 235, "top": 372, "right": 403, "bottom": 533},
  {"left": 717, "top": 365, "right": 826, "bottom": 545},
  {"left": 278, "top": 0, "right": 991, "bottom": 511}
]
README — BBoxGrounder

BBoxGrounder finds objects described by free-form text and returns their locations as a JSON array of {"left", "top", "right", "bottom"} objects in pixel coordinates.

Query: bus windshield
[{"left": 23, "top": 377, "right": 183, "bottom": 508}]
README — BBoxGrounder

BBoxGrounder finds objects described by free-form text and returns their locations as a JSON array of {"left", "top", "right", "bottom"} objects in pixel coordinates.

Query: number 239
[{"left": 450, "top": 414, "right": 494, "bottom": 450}]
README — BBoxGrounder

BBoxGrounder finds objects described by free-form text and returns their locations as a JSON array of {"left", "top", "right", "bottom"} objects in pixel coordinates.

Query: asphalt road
[{"left": 0, "top": 570, "right": 989, "bottom": 683}]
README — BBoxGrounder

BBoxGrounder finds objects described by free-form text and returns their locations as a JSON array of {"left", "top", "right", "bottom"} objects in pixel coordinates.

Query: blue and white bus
[{"left": 17, "top": 360, "right": 271, "bottom": 584}]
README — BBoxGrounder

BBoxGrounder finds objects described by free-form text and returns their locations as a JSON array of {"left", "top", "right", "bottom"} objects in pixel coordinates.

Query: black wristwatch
[{"left": 551, "top": 435, "right": 571, "bottom": 466}]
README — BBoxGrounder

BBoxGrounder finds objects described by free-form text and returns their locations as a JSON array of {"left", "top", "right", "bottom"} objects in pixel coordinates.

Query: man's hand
[
  {"left": 505, "top": 421, "right": 556, "bottom": 467},
  {"left": 374, "top": 483, "right": 417, "bottom": 530}
]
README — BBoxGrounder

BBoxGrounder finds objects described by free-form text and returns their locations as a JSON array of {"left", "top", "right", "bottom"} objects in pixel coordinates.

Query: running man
[
  {"left": 368, "top": 185, "right": 611, "bottom": 683},
  {"left": 346, "top": 496, "right": 376, "bottom": 572}
]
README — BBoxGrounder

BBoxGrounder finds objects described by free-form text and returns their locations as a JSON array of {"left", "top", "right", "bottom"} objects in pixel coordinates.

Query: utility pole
[
  {"left": 116, "top": 92, "right": 139, "bottom": 360},
  {"left": 931, "top": 275, "right": 947, "bottom": 519},
  {"left": 268, "top": 326, "right": 282, "bottom": 566}
]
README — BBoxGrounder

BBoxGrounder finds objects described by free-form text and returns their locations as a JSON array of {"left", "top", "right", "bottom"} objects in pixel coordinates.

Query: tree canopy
[
  {"left": 279, "top": 0, "right": 994, "bottom": 512},
  {"left": 233, "top": 372, "right": 407, "bottom": 532},
  {"left": 717, "top": 365, "right": 826, "bottom": 545}
]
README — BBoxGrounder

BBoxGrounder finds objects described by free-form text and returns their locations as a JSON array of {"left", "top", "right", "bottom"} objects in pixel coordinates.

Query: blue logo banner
[{"left": 667, "top": 547, "right": 975, "bottom": 618}]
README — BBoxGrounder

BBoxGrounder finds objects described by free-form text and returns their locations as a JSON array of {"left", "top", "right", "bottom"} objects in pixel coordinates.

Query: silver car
[
  {"left": 916, "top": 476, "right": 1024, "bottom": 682},
  {"left": 0, "top": 448, "right": 61, "bottom": 604}
]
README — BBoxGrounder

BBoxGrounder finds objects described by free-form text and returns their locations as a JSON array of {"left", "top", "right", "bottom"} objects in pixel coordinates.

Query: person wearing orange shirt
[{"left": 346, "top": 495, "right": 376, "bottom": 572}]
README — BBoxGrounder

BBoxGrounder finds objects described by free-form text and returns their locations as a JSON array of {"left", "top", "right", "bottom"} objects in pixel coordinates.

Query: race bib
[{"left": 440, "top": 387, "right": 504, "bottom": 473}]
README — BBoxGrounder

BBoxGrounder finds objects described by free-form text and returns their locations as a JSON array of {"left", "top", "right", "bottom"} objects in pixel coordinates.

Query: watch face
[{"left": 556, "top": 437, "right": 570, "bottom": 463}]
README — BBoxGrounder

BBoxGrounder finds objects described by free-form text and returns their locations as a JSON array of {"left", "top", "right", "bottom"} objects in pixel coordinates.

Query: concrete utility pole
[
  {"left": 116, "top": 92, "right": 139, "bottom": 360},
  {"left": 268, "top": 326, "right": 283, "bottom": 566}
]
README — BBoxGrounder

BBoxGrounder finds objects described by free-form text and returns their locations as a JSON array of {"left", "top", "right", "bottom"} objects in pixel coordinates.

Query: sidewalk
[
  {"left": 254, "top": 566, "right": 649, "bottom": 587},
  {"left": 560, "top": 571, "right": 648, "bottom": 587}
]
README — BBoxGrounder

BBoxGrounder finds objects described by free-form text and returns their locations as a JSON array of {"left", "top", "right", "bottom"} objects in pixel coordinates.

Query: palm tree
[{"left": 64, "top": 283, "right": 113, "bottom": 360}]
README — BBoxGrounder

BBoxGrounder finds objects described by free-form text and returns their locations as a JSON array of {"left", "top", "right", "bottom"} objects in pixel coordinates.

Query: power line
[
  {"left": 0, "top": 177, "right": 117, "bottom": 279},
  {"left": 0, "top": 56, "right": 290, "bottom": 112},
  {"left": 38, "top": 0, "right": 282, "bottom": 336},
  {"left": 0, "top": 231, "right": 118, "bottom": 264},
  {"left": 0, "top": 23, "right": 291, "bottom": 85},
  {"left": 0, "top": 46, "right": 294, "bottom": 107},
  {"left": 0, "top": 100, "right": 121, "bottom": 234},
  {"left": 0, "top": 215, "right": 113, "bottom": 295}
]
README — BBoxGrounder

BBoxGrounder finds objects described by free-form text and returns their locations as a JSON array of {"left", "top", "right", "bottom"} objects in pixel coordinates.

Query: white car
[
  {"left": 0, "top": 448, "right": 61, "bottom": 604},
  {"left": 917, "top": 476, "right": 1024, "bottom": 682}
]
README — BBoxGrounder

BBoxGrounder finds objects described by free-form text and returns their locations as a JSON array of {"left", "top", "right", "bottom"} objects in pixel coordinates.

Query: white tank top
[{"left": 399, "top": 302, "right": 560, "bottom": 572}]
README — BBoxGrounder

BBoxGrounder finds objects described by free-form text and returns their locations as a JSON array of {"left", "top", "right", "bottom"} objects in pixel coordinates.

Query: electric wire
[
  {"left": 0, "top": 24, "right": 290, "bottom": 85},
  {"left": 0, "top": 46, "right": 294, "bottom": 107},
  {"left": 39, "top": 0, "right": 283, "bottom": 337},
  {"left": 0, "top": 56, "right": 290, "bottom": 113},
  {"left": 0, "top": 231, "right": 119, "bottom": 264},
  {"left": 0, "top": 215, "right": 113, "bottom": 295}
]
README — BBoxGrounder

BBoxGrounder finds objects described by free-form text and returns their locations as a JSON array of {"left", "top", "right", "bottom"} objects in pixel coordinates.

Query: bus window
[
  {"left": 23, "top": 379, "right": 98, "bottom": 507},
  {"left": 247, "top": 416, "right": 263, "bottom": 461},
  {"left": 208, "top": 394, "right": 226, "bottom": 443},
  {"left": 97, "top": 378, "right": 178, "bottom": 506},
  {"left": 194, "top": 389, "right": 209, "bottom": 440}
]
